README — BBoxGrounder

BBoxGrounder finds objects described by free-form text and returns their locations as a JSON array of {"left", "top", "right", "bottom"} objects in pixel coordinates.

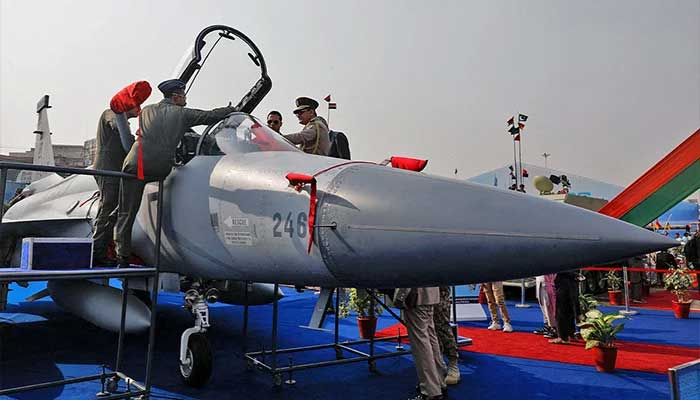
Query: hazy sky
[{"left": 1, "top": 1, "right": 698, "bottom": 186}]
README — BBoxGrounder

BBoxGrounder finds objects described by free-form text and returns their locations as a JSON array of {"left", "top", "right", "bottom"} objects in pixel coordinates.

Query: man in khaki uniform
[
  {"left": 114, "top": 79, "right": 235, "bottom": 266},
  {"left": 395, "top": 286, "right": 447, "bottom": 400},
  {"left": 284, "top": 97, "right": 330, "bottom": 156}
]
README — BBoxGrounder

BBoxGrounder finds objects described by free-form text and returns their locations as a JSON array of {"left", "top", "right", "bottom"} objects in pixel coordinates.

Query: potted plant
[
  {"left": 577, "top": 309, "right": 627, "bottom": 372},
  {"left": 339, "top": 288, "right": 383, "bottom": 339},
  {"left": 664, "top": 266, "right": 695, "bottom": 319},
  {"left": 579, "top": 293, "right": 599, "bottom": 316},
  {"left": 600, "top": 270, "right": 623, "bottom": 305}
]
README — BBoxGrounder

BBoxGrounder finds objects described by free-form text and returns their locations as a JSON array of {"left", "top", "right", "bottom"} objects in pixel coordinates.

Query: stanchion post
[
  {"left": 115, "top": 278, "right": 129, "bottom": 373},
  {"left": 515, "top": 278, "right": 531, "bottom": 308},
  {"left": 272, "top": 283, "right": 279, "bottom": 371},
  {"left": 145, "top": 179, "right": 165, "bottom": 391},
  {"left": 619, "top": 266, "right": 638, "bottom": 316}
]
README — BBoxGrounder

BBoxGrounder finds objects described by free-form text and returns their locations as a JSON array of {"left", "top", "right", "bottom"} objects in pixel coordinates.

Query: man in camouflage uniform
[
  {"left": 284, "top": 97, "right": 330, "bottom": 156},
  {"left": 114, "top": 79, "right": 235, "bottom": 266},
  {"left": 433, "top": 286, "right": 460, "bottom": 385}
]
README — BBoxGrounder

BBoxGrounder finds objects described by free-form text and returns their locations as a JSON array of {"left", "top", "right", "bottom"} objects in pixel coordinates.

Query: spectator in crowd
[
  {"left": 549, "top": 271, "right": 579, "bottom": 344},
  {"left": 533, "top": 274, "right": 557, "bottom": 338},
  {"left": 655, "top": 250, "right": 678, "bottom": 285},
  {"left": 483, "top": 281, "right": 512, "bottom": 332}
]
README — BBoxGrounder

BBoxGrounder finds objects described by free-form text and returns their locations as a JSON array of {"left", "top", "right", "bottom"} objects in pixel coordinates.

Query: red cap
[{"left": 110, "top": 81, "right": 152, "bottom": 114}]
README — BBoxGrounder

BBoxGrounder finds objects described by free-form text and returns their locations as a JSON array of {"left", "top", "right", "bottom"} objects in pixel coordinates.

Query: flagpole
[
  {"left": 518, "top": 135, "right": 524, "bottom": 188},
  {"left": 327, "top": 106, "right": 330, "bottom": 125},
  {"left": 512, "top": 139, "right": 518, "bottom": 188}
]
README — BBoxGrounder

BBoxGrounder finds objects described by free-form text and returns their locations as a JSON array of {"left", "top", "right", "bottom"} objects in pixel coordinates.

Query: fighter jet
[{"left": 0, "top": 25, "right": 677, "bottom": 387}]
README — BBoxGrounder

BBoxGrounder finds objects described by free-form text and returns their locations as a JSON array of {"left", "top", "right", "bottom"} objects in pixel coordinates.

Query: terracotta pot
[
  {"left": 592, "top": 345, "right": 618, "bottom": 372},
  {"left": 671, "top": 300, "right": 691, "bottom": 319},
  {"left": 608, "top": 290, "right": 623, "bottom": 305},
  {"left": 357, "top": 316, "right": 378, "bottom": 339}
]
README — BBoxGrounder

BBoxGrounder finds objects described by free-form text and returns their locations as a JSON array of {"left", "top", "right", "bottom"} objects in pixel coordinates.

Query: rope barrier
[{"left": 580, "top": 266, "right": 699, "bottom": 274}]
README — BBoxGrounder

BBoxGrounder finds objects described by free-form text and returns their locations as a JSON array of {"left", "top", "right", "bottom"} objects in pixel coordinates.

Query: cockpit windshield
[{"left": 198, "top": 113, "right": 301, "bottom": 156}]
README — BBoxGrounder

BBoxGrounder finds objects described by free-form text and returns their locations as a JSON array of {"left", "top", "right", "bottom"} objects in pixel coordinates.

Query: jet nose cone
[
  {"left": 594, "top": 216, "right": 679, "bottom": 255},
  {"left": 316, "top": 165, "right": 678, "bottom": 287}
]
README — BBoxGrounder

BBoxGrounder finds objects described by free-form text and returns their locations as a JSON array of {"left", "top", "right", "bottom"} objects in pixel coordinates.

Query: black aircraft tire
[{"left": 179, "top": 333, "right": 213, "bottom": 387}]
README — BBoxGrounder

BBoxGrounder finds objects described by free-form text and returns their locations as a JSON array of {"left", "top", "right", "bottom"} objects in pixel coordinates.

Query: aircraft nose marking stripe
[{"left": 346, "top": 224, "right": 600, "bottom": 241}]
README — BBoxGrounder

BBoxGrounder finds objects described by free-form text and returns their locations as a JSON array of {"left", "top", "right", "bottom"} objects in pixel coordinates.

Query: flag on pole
[
  {"left": 522, "top": 169, "right": 529, "bottom": 178},
  {"left": 324, "top": 94, "right": 331, "bottom": 102},
  {"left": 518, "top": 122, "right": 525, "bottom": 130},
  {"left": 664, "top": 222, "right": 672, "bottom": 231},
  {"left": 513, "top": 133, "right": 521, "bottom": 141},
  {"left": 328, "top": 102, "right": 337, "bottom": 109},
  {"left": 519, "top": 114, "right": 529, "bottom": 122},
  {"left": 653, "top": 220, "right": 662, "bottom": 230},
  {"left": 507, "top": 116, "right": 514, "bottom": 125},
  {"left": 508, "top": 125, "right": 520, "bottom": 135}
]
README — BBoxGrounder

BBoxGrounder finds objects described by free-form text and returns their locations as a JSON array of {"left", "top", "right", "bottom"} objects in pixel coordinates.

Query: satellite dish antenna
[{"left": 533, "top": 176, "right": 554, "bottom": 194}]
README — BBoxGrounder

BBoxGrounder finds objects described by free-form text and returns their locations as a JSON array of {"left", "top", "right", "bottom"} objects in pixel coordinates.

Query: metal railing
[{"left": 0, "top": 161, "right": 164, "bottom": 399}]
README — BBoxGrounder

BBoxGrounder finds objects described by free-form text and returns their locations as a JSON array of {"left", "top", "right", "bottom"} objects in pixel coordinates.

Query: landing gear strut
[{"left": 179, "top": 286, "right": 218, "bottom": 387}]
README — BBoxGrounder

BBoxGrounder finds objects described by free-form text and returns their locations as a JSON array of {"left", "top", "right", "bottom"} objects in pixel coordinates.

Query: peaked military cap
[
  {"left": 157, "top": 79, "right": 186, "bottom": 96},
  {"left": 293, "top": 96, "right": 319, "bottom": 113}
]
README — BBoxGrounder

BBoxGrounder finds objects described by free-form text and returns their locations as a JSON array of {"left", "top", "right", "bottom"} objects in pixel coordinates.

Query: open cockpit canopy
[{"left": 198, "top": 113, "right": 300, "bottom": 156}]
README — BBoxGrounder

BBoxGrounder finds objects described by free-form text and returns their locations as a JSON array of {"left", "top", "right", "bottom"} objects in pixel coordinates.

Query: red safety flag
[
  {"left": 324, "top": 94, "right": 331, "bottom": 102},
  {"left": 653, "top": 220, "right": 662, "bottom": 230},
  {"left": 328, "top": 102, "right": 337, "bottom": 109},
  {"left": 522, "top": 169, "right": 529, "bottom": 178},
  {"left": 513, "top": 133, "right": 521, "bottom": 141},
  {"left": 507, "top": 116, "right": 514, "bottom": 125},
  {"left": 518, "top": 122, "right": 525, "bottom": 130},
  {"left": 390, "top": 156, "right": 428, "bottom": 172},
  {"left": 286, "top": 173, "right": 318, "bottom": 253}
]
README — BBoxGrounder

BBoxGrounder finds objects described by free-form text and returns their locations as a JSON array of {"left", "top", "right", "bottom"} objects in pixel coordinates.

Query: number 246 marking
[{"left": 272, "top": 212, "right": 308, "bottom": 238}]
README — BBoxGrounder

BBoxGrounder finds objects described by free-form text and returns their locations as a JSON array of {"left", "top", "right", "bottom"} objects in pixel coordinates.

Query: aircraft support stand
[
  {"left": 0, "top": 268, "right": 158, "bottom": 400},
  {"left": 244, "top": 287, "right": 411, "bottom": 387},
  {"left": 0, "top": 163, "right": 164, "bottom": 400}
]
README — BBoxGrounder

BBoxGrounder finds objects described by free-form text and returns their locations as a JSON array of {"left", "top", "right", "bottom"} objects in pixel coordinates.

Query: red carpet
[
  {"left": 376, "top": 324, "right": 700, "bottom": 374},
  {"left": 631, "top": 288, "right": 700, "bottom": 311}
]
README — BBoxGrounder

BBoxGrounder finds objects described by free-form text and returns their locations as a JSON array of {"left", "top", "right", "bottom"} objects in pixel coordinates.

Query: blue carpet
[{"left": 1, "top": 284, "right": 693, "bottom": 399}]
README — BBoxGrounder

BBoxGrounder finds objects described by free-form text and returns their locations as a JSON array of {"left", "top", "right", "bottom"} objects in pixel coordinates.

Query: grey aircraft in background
[{"left": 0, "top": 25, "right": 677, "bottom": 387}]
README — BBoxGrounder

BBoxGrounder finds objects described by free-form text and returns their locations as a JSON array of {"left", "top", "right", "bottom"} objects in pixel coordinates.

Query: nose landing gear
[{"left": 179, "top": 287, "right": 218, "bottom": 387}]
